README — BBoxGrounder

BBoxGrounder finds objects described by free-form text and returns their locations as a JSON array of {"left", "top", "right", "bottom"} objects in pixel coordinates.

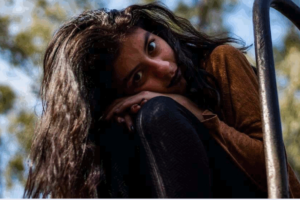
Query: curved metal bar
[
  {"left": 252, "top": 0, "right": 300, "bottom": 198},
  {"left": 271, "top": 0, "right": 300, "bottom": 30}
]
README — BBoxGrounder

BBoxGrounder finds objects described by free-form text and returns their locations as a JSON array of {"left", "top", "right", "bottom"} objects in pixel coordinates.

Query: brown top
[{"left": 200, "top": 45, "right": 300, "bottom": 198}]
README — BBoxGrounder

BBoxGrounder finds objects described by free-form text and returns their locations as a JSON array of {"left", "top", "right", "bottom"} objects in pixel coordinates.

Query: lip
[{"left": 167, "top": 67, "right": 181, "bottom": 88}]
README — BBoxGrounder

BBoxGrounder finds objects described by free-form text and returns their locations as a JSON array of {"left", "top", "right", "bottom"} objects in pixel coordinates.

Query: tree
[
  {"left": 0, "top": 85, "right": 15, "bottom": 198},
  {"left": 0, "top": 86, "right": 15, "bottom": 114},
  {"left": 276, "top": 24, "right": 300, "bottom": 178}
]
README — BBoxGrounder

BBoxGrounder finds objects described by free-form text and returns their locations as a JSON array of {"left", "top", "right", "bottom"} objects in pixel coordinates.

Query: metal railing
[{"left": 253, "top": 0, "right": 300, "bottom": 198}]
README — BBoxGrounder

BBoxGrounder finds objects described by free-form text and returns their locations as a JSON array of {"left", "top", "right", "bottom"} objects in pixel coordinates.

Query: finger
[
  {"left": 114, "top": 97, "right": 146, "bottom": 115},
  {"left": 114, "top": 116, "right": 125, "bottom": 124},
  {"left": 115, "top": 116, "right": 129, "bottom": 131},
  {"left": 130, "top": 104, "right": 141, "bottom": 114},
  {"left": 103, "top": 98, "right": 125, "bottom": 120},
  {"left": 105, "top": 106, "right": 121, "bottom": 121},
  {"left": 106, "top": 96, "right": 139, "bottom": 120},
  {"left": 140, "top": 99, "right": 148, "bottom": 106},
  {"left": 108, "top": 91, "right": 155, "bottom": 118},
  {"left": 124, "top": 114, "right": 134, "bottom": 132}
]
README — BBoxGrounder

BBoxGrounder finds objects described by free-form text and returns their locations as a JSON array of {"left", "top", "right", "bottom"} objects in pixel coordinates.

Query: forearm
[{"left": 104, "top": 91, "right": 205, "bottom": 132}]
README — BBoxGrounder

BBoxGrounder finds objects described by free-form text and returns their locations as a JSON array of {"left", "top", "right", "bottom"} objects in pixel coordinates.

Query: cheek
[
  {"left": 145, "top": 79, "right": 163, "bottom": 88},
  {"left": 137, "top": 79, "right": 166, "bottom": 93},
  {"left": 162, "top": 43, "right": 176, "bottom": 61}
]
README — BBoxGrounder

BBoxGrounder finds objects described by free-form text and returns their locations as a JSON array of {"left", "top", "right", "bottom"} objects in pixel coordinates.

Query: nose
[{"left": 146, "top": 59, "right": 171, "bottom": 79}]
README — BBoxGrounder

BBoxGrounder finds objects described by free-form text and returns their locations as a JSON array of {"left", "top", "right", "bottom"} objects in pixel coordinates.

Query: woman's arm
[
  {"left": 200, "top": 45, "right": 300, "bottom": 196},
  {"left": 201, "top": 45, "right": 267, "bottom": 191},
  {"left": 104, "top": 91, "right": 205, "bottom": 131}
]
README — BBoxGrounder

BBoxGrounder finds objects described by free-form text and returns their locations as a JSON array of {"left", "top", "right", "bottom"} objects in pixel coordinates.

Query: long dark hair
[{"left": 24, "top": 2, "right": 248, "bottom": 198}]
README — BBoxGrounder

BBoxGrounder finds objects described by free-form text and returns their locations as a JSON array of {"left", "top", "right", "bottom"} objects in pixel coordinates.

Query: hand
[
  {"left": 104, "top": 91, "right": 165, "bottom": 132},
  {"left": 117, "top": 98, "right": 148, "bottom": 131},
  {"left": 104, "top": 91, "right": 204, "bottom": 132}
]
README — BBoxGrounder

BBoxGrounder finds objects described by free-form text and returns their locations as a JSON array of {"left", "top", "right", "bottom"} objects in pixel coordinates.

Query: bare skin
[{"left": 104, "top": 27, "right": 204, "bottom": 131}]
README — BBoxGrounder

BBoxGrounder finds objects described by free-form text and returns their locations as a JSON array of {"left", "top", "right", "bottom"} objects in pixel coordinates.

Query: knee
[{"left": 135, "top": 96, "right": 179, "bottom": 129}]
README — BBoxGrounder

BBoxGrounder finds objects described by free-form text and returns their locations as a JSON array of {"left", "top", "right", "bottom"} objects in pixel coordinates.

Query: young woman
[{"left": 24, "top": 2, "right": 300, "bottom": 198}]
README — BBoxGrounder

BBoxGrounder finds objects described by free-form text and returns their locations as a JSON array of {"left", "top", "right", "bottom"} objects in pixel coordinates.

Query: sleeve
[{"left": 200, "top": 45, "right": 268, "bottom": 192}]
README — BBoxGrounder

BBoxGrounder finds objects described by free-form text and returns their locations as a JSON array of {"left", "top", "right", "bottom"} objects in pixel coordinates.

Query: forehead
[
  {"left": 127, "top": 27, "right": 146, "bottom": 40},
  {"left": 119, "top": 27, "right": 147, "bottom": 53},
  {"left": 113, "top": 28, "right": 147, "bottom": 80}
]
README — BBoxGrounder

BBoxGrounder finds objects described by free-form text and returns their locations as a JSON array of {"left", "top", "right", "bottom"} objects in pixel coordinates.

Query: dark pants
[{"left": 97, "top": 96, "right": 267, "bottom": 198}]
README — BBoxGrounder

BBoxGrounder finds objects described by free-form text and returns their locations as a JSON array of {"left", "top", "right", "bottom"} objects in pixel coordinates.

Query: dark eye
[
  {"left": 133, "top": 71, "right": 143, "bottom": 83},
  {"left": 148, "top": 41, "right": 156, "bottom": 53}
]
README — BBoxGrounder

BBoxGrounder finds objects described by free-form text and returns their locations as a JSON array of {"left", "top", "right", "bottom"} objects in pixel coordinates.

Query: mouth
[{"left": 167, "top": 67, "right": 181, "bottom": 88}]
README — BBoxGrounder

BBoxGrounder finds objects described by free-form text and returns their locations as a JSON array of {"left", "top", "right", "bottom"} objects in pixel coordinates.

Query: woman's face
[{"left": 113, "top": 27, "right": 187, "bottom": 96}]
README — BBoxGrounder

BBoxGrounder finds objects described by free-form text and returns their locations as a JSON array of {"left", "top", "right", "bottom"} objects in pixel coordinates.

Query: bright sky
[{"left": 0, "top": 0, "right": 298, "bottom": 198}]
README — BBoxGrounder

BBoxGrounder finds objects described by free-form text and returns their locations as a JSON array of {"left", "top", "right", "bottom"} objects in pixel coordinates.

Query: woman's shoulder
[
  {"left": 204, "top": 45, "right": 260, "bottom": 129},
  {"left": 204, "top": 45, "right": 252, "bottom": 76},
  {"left": 208, "top": 45, "right": 245, "bottom": 62}
]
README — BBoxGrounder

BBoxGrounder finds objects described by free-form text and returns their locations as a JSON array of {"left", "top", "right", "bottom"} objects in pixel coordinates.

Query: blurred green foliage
[
  {"left": 0, "top": 86, "right": 15, "bottom": 114},
  {"left": 276, "top": 27, "right": 300, "bottom": 178},
  {"left": 4, "top": 111, "right": 36, "bottom": 189}
]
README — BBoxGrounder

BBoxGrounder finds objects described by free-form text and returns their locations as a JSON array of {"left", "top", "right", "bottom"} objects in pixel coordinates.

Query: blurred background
[{"left": 0, "top": 0, "right": 299, "bottom": 198}]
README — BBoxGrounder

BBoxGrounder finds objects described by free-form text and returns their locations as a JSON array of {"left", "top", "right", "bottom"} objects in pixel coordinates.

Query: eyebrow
[{"left": 122, "top": 31, "right": 151, "bottom": 84}]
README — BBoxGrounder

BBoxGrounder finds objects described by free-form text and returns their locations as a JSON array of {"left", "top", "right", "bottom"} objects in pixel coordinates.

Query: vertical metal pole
[{"left": 253, "top": 0, "right": 290, "bottom": 198}]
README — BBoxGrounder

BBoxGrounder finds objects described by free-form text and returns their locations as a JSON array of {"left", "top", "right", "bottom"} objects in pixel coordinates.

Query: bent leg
[
  {"left": 135, "top": 96, "right": 211, "bottom": 198},
  {"left": 97, "top": 96, "right": 266, "bottom": 198}
]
